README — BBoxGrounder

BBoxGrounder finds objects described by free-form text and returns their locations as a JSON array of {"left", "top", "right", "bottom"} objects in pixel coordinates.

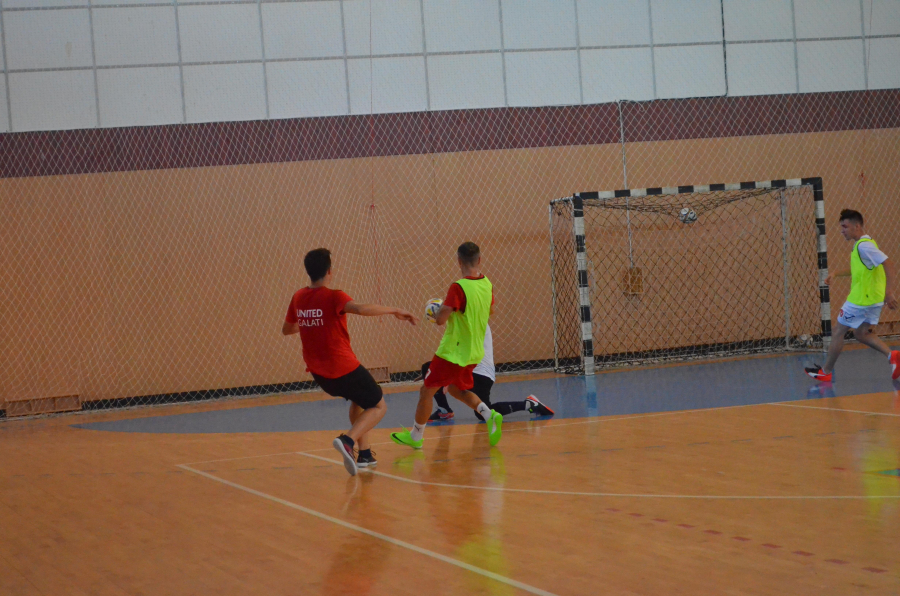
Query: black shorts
[
  {"left": 471, "top": 373, "right": 494, "bottom": 407},
  {"left": 312, "top": 365, "right": 383, "bottom": 409}
]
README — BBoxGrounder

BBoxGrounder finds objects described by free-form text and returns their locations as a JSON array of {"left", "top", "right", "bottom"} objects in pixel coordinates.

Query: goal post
[{"left": 549, "top": 178, "right": 830, "bottom": 375}]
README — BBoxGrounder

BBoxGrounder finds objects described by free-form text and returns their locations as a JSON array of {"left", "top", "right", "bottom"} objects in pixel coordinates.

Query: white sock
[
  {"left": 475, "top": 402, "right": 492, "bottom": 418},
  {"left": 411, "top": 422, "right": 426, "bottom": 441}
]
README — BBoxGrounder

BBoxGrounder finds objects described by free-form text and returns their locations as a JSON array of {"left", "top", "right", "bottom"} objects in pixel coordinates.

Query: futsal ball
[
  {"left": 678, "top": 207, "right": 698, "bottom": 224},
  {"left": 424, "top": 298, "right": 443, "bottom": 324}
]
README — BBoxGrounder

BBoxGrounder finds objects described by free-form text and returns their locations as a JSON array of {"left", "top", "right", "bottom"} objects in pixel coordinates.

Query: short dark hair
[
  {"left": 304, "top": 248, "right": 331, "bottom": 281},
  {"left": 839, "top": 209, "right": 864, "bottom": 225},
  {"left": 457, "top": 241, "right": 480, "bottom": 266}
]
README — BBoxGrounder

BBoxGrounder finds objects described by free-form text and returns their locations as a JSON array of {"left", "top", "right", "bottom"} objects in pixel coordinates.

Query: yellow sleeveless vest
[
  {"left": 848, "top": 238, "right": 886, "bottom": 306},
  {"left": 435, "top": 277, "right": 492, "bottom": 366}
]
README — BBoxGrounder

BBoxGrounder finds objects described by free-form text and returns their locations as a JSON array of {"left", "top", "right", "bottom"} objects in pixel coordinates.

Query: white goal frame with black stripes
[{"left": 549, "top": 177, "right": 830, "bottom": 376}]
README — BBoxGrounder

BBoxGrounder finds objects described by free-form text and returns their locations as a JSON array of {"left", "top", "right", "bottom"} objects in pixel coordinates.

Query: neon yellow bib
[
  {"left": 848, "top": 238, "right": 886, "bottom": 306},
  {"left": 435, "top": 277, "right": 492, "bottom": 366}
]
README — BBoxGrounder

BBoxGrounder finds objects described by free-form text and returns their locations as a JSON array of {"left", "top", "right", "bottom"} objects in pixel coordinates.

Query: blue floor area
[{"left": 74, "top": 347, "right": 900, "bottom": 434}]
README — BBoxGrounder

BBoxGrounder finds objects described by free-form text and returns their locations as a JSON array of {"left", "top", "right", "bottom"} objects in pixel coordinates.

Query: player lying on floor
[{"left": 423, "top": 324, "right": 554, "bottom": 423}]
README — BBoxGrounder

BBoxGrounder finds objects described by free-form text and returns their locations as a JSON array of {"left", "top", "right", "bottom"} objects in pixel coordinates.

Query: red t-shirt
[
  {"left": 444, "top": 275, "right": 495, "bottom": 313},
  {"left": 285, "top": 287, "right": 360, "bottom": 379}
]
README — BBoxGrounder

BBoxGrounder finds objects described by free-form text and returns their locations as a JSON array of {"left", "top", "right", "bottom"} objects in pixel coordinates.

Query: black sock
[
  {"left": 342, "top": 434, "right": 355, "bottom": 447},
  {"left": 435, "top": 389, "right": 453, "bottom": 412},
  {"left": 492, "top": 402, "right": 526, "bottom": 416},
  {"left": 358, "top": 448, "right": 371, "bottom": 458}
]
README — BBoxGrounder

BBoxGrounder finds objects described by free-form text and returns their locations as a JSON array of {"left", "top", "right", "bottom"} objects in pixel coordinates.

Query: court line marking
[
  {"left": 295, "top": 452, "right": 900, "bottom": 500},
  {"left": 183, "top": 397, "right": 890, "bottom": 467},
  {"left": 181, "top": 404, "right": 763, "bottom": 465},
  {"left": 176, "top": 463, "right": 557, "bottom": 596},
  {"left": 771, "top": 403, "right": 900, "bottom": 417},
  {"left": 181, "top": 450, "right": 312, "bottom": 466}
]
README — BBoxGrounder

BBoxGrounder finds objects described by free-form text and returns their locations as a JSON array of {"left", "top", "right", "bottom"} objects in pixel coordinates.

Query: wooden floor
[{"left": 1, "top": 384, "right": 899, "bottom": 595}]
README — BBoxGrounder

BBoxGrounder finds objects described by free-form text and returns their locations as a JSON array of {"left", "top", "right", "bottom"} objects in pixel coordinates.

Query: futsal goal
[{"left": 549, "top": 178, "right": 830, "bottom": 375}]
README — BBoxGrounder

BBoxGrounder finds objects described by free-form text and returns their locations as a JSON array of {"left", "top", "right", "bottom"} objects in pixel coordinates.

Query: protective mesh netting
[
  {"left": 1, "top": 94, "right": 898, "bottom": 415},
  {"left": 0, "top": 116, "right": 590, "bottom": 413},
  {"left": 551, "top": 185, "right": 824, "bottom": 371}
]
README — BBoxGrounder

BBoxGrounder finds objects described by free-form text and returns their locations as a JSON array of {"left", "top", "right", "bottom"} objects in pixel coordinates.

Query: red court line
[{"left": 601, "top": 507, "right": 891, "bottom": 574}]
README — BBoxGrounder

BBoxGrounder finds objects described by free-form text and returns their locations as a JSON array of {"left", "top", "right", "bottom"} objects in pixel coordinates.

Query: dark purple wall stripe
[{"left": 0, "top": 90, "right": 896, "bottom": 180}]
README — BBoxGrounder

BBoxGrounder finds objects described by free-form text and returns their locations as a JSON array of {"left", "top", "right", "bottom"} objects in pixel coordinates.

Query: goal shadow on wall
[{"left": 549, "top": 178, "right": 830, "bottom": 375}]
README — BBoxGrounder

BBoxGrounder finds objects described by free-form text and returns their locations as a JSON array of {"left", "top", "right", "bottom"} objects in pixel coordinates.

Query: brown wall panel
[
  {"left": 622, "top": 129, "right": 900, "bottom": 323},
  {"left": 2, "top": 128, "right": 898, "bottom": 403},
  {"left": 1, "top": 174, "right": 108, "bottom": 403}
]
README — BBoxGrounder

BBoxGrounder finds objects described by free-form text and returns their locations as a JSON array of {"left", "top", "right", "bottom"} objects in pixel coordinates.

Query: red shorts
[{"left": 424, "top": 355, "right": 476, "bottom": 390}]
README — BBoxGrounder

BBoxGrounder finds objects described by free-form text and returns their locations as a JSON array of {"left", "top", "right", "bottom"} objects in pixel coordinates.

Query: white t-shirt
[
  {"left": 856, "top": 235, "right": 888, "bottom": 269},
  {"left": 847, "top": 235, "right": 889, "bottom": 308},
  {"left": 473, "top": 324, "right": 496, "bottom": 381}
]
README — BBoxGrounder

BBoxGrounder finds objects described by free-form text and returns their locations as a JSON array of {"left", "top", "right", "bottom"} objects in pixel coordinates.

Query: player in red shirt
[
  {"left": 283, "top": 248, "right": 417, "bottom": 476},
  {"left": 391, "top": 242, "right": 502, "bottom": 449}
]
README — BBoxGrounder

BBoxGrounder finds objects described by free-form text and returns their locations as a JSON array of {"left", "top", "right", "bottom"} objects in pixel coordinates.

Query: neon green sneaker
[
  {"left": 488, "top": 411, "right": 503, "bottom": 446},
  {"left": 390, "top": 429, "right": 423, "bottom": 450}
]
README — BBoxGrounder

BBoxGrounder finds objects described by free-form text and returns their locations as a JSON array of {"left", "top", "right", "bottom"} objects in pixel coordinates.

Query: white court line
[
  {"left": 177, "top": 463, "right": 557, "bottom": 596},
  {"left": 181, "top": 450, "right": 312, "bottom": 467},
  {"left": 180, "top": 407, "right": 718, "bottom": 465},
  {"left": 319, "top": 402, "right": 768, "bottom": 452},
  {"left": 772, "top": 403, "right": 900, "bottom": 417},
  {"left": 181, "top": 401, "right": 804, "bottom": 467},
  {"left": 295, "top": 452, "right": 900, "bottom": 500}
]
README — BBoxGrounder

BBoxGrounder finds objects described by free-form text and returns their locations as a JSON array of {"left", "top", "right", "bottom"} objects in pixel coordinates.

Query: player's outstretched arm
[
  {"left": 883, "top": 258, "right": 897, "bottom": 310},
  {"left": 824, "top": 269, "right": 851, "bottom": 285},
  {"left": 344, "top": 302, "right": 419, "bottom": 325},
  {"left": 282, "top": 321, "right": 299, "bottom": 336}
]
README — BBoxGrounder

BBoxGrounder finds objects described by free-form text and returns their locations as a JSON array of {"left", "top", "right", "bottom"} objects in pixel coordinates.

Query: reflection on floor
[{"left": 2, "top": 344, "right": 898, "bottom": 595}]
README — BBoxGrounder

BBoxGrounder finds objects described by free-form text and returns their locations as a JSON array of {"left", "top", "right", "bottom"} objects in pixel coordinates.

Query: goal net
[{"left": 550, "top": 180, "right": 829, "bottom": 374}]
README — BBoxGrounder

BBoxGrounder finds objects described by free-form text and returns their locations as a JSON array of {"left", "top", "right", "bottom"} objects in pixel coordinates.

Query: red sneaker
[
  {"left": 890, "top": 351, "right": 900, "bottom": 381},
  {"left": 426, "top": 409, "right": 454, "bottom": 424},
  {"left": 805, "top": 365, "right": 833, "bottom": 382},
  {"left": 525, "top": 395, "right": 555, "bottom": 416}
]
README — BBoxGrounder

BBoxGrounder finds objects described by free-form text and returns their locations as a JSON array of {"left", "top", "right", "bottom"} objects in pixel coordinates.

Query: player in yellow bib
[
  {"left": 391, "top": 242, "right": 504, "bottom": 448},
  {"left": 806, "top": 210, "right": 900, "bottom": 381}
]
